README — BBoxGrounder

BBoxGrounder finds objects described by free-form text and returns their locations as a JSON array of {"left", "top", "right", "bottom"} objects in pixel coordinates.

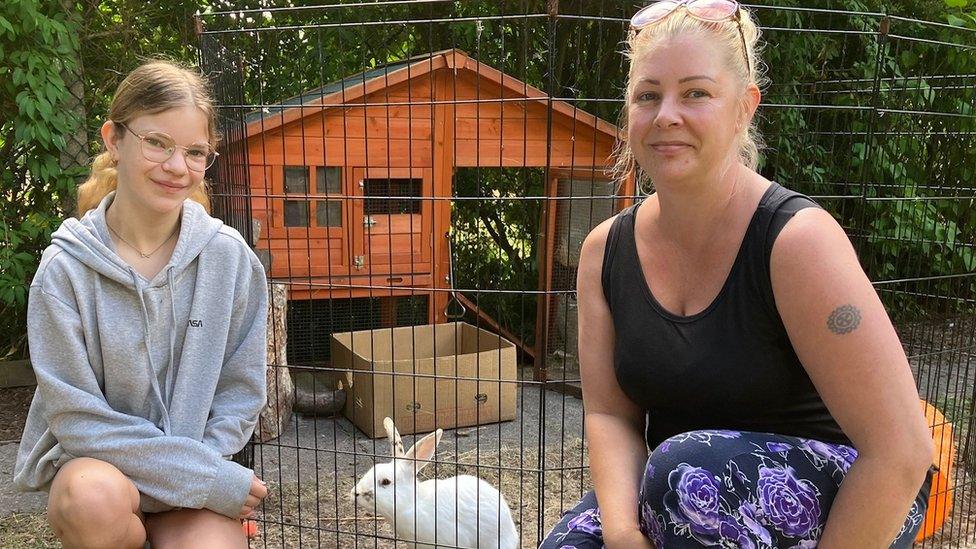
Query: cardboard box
[{"left": 332, "top": 322, "right": 517, "bottom": 437}]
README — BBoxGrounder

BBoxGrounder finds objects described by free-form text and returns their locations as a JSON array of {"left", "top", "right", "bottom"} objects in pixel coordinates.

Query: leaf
[
  {"left": 22, "top": 97, "right": 35, "bottom": 118},
  {"left": 946, "top": 14, "right": 969, "bottom": 26},
  {"left": 0, "top": 15, "right": 14, "bottom": 36},
  {"left": 35, "top": 96, "right": 52, "bottom": 118}
]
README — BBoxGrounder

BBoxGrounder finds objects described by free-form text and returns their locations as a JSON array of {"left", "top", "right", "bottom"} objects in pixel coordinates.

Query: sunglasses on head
[{"left": 630, "top": 0, "right": 751, "bottom": 75}]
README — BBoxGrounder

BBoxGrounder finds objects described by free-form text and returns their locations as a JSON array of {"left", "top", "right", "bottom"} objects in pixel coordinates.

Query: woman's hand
[
  {"left": 604, "top": 527, "right": 655, "bottom": 549},
  {"left": 238, "top": 475, "right": 268, "bottom": 519}
]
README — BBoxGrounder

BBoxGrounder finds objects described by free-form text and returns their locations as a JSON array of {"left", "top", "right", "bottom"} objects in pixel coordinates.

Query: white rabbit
[{"left": 352, "top": 417, "right": 519, "bottom": 549}]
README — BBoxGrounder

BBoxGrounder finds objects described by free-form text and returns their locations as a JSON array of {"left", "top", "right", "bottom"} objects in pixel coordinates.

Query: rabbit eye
[{"left": 380, "top": 478, "right": 391, "bottom": 486}]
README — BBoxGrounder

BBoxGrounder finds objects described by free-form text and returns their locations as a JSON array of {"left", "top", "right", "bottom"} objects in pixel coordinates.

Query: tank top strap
[
  {"left": 601, "top": 202, "right": 641, "bottom": 310},
  {"left": 749, "top": 182, "right": 823, "bottom": 315}
]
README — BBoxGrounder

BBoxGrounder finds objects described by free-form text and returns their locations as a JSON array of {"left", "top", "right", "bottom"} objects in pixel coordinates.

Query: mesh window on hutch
[
  {"left": 316, "top": 167, "right": 342, "bottom": 228},
  {"left": 283, "top": 166, "right": 309, "bottom": 227},
  {"left": 283, "top": 166, "right": 342, "bottom": 228},
  {"left": 363, "top": 178, "right": 422, "bottom": 215}
]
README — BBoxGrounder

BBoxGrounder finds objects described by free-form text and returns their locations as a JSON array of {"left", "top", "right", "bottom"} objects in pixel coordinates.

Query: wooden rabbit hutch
[{"left": 243, "top": 49, "right": 633, "bottom": 374}]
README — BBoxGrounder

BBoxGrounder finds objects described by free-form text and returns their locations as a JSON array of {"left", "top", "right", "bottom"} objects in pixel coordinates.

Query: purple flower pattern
[
  {"left": 664, "top": 463, "right": 724, "bottom": 541},
  {"left": 739, "top": 501, "right": 773, "bottom": 546},
  {"left": 718, "top": 514, "right": 756, "bottom": 549},
  {"left": 639, "top": 502, "right": 666, "bottom": 548},
  {"left": 564, "top": 507, "right": 601, "bottom": 537},
  {"left": 800, "top": 439, "right": 859, "bottom": 474},
  {"left": 653, "top": 434, "right": 864, "bottom": 547},
  {"left": 766, "top": 441, "right": 793, "bottom": 454},
  {"left": 665, "top": 430, "right": 743, "bottom": 447},
  {"left": 757, "top": 465, "right": 821, "bottom": 538}
]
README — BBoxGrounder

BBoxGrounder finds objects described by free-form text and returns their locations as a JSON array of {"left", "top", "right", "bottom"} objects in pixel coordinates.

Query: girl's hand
[{"left": 238, "top": 475, "right": 268, "bottom": 519}]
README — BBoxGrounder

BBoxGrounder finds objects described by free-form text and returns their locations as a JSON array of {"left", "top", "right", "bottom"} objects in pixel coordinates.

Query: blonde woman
[
  {"left": 14, "top": 60, "right": 268, "bottom": 548},
  {"left": 542, "top": 2, "right": 934, "bottom": 548}
]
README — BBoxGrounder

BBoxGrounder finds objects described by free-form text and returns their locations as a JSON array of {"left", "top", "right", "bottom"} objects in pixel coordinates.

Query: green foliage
[
  {"left": 452, "top": 169, "right": 546, "bottom": 346},
  {"left": 0, "top": 0, "right": 83, "bottom": 358},
  {"left": 75, "top": 0, "right": 201, "bottom": 140},
  {"left": 742, "top": 0, "right": 976, "bottom": 322},
  {"left": 943, "top": 0, "right": 976, "bottom": 28}
]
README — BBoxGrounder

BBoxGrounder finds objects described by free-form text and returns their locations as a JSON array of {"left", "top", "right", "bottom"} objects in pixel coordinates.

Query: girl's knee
[
  {"left": 48, "top": 458, "right": 142, "bottom": 546},
  {"left": 49, "top": 458, "right": 138, "bottom": 518}
]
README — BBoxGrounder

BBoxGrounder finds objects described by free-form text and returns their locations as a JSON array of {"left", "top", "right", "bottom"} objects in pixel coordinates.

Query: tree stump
[{"left": 256, "top": 282, "right": 294, "bottom": 442}]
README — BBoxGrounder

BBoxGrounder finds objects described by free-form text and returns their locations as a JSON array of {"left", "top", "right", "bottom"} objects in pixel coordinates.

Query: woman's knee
[
  {"left": 48, "top": 457, "right": 142, "bottom": 544},
  {"left": 645, "top": 430, "right": 756, "bottom": 473},
  {"left": 643, "top": 431, "right": 713, "bottom": 485},
  {"left": 147, "top": 508, "right": 246, "bottom": 549},
  {"left": 640, "top": 430, "right": 751, "bottom": 504},
  {"left": 539, "top": 491, "right": 604, "bottom": 549}
]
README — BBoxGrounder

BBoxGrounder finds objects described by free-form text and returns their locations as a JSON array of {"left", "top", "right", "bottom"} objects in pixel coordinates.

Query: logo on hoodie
[{"left": 188, "top": 319, "right": 203, "bottom": 328}]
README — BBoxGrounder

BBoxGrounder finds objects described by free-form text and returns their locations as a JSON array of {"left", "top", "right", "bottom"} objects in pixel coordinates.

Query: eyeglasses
[
  {"left": 116, "top": 122, "right": 218, "bottom": 172},
  {"left": 630, "top": 0, "right": 751, "bottom": 76}
]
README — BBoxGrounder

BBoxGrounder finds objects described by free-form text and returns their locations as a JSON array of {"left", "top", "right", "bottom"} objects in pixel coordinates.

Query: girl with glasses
[
  {"left": 541, "top": 2, "right": 933, "bottom": 548},
  {"left": 13, "top": 60, "right": 269, "bottom": 548}
]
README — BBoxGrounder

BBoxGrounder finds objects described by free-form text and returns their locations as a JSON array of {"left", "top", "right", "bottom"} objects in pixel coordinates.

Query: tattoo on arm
[{"left": 827, "top": 304, "right": 862, "bottom": 334}]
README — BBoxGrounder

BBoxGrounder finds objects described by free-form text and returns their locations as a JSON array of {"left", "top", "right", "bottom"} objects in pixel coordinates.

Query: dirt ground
[{"left": 0, "top": 387, "right": 33, "bottom": 444}]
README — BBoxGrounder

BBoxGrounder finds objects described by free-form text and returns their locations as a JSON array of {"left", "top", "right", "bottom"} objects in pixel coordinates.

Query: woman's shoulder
[
  {"left": 774, "top": 206, "right": 845, "bottom": 248},
  {"left": 578, "top": 204, "right": 642, "bottom": 296},
  {"left": 580, "top": 211, "right": 624, "bottom": 266},
  {"left": 581, "top": 200, "right": 644, "bottom": 265},
  {"left": 770, "top": 206, "right": 852, "bottom": 282}
]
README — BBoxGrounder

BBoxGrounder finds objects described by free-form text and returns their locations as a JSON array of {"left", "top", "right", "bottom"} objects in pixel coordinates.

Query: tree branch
[{"left": 478, "top": 208, "right": 521, "bottom": 266}]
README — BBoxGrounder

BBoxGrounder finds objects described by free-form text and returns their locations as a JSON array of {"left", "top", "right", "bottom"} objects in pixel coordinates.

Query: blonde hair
[
  {"left": 77, "top": 60, "right": 217, "bottom": 216},
  {"left": 613, "top": 5, "right": 768, "bottom": 190}
]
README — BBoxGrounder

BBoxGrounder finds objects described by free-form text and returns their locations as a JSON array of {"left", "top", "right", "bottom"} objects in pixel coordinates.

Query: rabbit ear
[
  {"left": 383, "top": 417, "right": 404, "bottom": 457},
  {"left": 402, "top": 428, "right": 442, "bottom": 476}
]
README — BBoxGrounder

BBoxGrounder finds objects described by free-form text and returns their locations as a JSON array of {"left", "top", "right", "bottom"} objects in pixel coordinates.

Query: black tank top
[{"left": 602, "top": 182, "right": 852, "bottom": 450}]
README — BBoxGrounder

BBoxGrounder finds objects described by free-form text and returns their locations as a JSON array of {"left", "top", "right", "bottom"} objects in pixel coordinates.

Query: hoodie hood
[{"left": 53, "top": 191, "right": 223, "bottom": 288}]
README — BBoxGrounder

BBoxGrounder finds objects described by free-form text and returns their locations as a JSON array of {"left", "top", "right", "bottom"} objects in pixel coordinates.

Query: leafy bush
[{"left": 0, "top": 0, "right": 83, "bottom": 359}]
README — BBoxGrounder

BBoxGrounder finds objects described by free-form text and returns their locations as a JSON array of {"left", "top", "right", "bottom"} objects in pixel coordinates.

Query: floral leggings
[{"left": 541, "top": 430, "right": 932, "bottom": 548}]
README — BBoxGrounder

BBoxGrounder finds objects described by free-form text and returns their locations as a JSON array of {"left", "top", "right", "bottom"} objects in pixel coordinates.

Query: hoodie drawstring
[
  {"left": 163, "top": 267, "right": 179, "bottom": 419},
  {"left": 130, "top": 267, "right": 173, "bottom": 435}
]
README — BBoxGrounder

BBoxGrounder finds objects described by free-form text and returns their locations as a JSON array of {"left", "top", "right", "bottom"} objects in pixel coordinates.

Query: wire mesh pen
[{"left": 198, "top": 2, "right": 975, "bottom": 547}]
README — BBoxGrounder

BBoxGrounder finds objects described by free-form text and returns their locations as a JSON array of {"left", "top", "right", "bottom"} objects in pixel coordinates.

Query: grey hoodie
[{"left": 13, "top": 192, "right": 268, "bottom": 519}]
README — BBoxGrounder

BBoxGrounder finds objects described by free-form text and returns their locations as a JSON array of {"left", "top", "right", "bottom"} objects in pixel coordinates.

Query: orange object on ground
[
  {"left": 916, "top": 399, "right": 955, "bottom": 542},
  {"left": 242, "top": 519, "right": 259, "bottom": 538}
]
